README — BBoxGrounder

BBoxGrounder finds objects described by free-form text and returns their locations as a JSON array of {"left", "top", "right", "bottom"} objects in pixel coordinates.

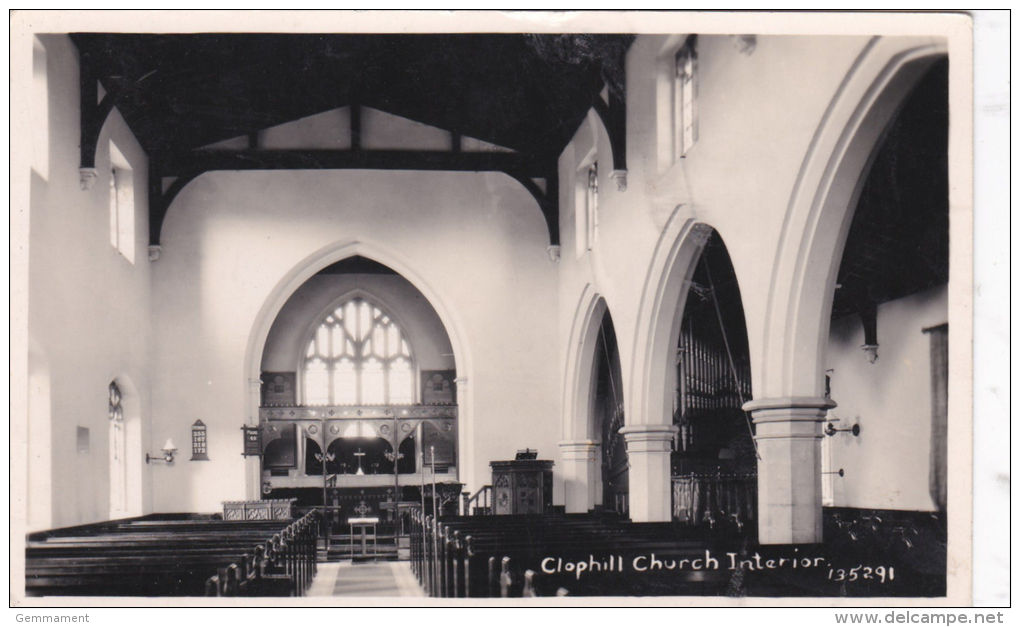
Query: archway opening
[
  {"left": 823, "top": 57, "right": 948, "bottom": 513},
  {"left": 256, "top": 253, "right": 458, "bottom": 525},
  {"left": 592, "top": 310, "right": 627, "bottom": 516},
  {"left": 670, "top": 230, "right": 756, "bottom": 534}
]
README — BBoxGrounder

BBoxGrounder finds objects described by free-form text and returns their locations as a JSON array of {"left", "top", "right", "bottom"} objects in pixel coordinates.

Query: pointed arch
[
  {"left": 562, "top": 285, "right": 609, "bottom": 442},
  {"left": 760, "top": 38, "right": 949, "bottom": 399},
  {"left": 243, "top": 238, "right": 474, "bottom": 497},
  {"left": 629, "top": 212, "right": 714, "bottom": 430}
]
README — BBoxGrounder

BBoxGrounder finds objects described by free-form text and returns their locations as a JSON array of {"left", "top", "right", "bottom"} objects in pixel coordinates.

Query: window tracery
[{"left": 301, "top": 298, "right": 415, "bottom": 405}]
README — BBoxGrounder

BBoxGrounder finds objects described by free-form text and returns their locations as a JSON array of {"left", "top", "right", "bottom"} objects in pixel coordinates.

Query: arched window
[
  {"left": 301, "top": 298, "right": 415, "bottom": 405},
  {"left": 108, "top": 381, "right": 127, "bottom": 518}
]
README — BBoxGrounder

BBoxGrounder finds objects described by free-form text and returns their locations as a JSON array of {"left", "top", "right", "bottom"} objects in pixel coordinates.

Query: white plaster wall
[
  {"left": 825, "top": 285, "right": 948, "bottom": 511},
  {"left": 555, "top": 36, "right": 868, "bottom": 453},
  {"left": 261, "top": 273, "right": 455, "bottom": 375},
  {"left": 27, "top": 35, "right": 153, "bottom": 527},
  {"left": 25, "top": 32, "right": 947, "bottom": 522},
  {"left": 151, "top": 169, "right": 560, "bottom": 512},
  {"left": 554, "top": 35, "right": 950, "bottom": 513}
]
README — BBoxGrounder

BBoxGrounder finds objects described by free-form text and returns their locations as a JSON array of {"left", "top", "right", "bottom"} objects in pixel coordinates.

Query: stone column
[
  {"left": 743, "top": 396, "right": 835, "bottom": 544},
  {"left": 619, "top": 424, "right": 677, "bottom": 522},
  {"left": 558, "top": 440, "right": 599, "bottom": 513},
  {"left": 246, "top": 377, "right": 263, "bottom": 501}
]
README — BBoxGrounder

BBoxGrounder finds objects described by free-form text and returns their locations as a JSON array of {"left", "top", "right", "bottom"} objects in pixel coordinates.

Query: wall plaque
[
  {"left": 421, "top": 370, "right": 456, "bottom": 405},
  {"left": 261, "top": 371, "right": 296, "bottom": 406}
]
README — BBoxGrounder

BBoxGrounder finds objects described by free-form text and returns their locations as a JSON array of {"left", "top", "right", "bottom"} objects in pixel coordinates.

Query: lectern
[{"left": 490, "top": 455, "right": 554, "bottom": 515}]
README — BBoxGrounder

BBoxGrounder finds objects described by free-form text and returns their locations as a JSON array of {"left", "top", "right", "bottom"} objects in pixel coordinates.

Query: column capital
[
  {"left": 78, "top": 167, "right": 98, "bottom": 191},
  {"left": 609, "top": 169, "right": 627, "bottom": 192},
  {"left": 619, "top": 424, "right": 677, "bottom": 452},
  {"left": 618, "top": 424, "right": 678, "bottom": 439},
  {"left": 558, "top": 440, "right": 599, "bottom": 456},
  {"left": 742, "top": 396, "right": 836, "bottom": 413}
]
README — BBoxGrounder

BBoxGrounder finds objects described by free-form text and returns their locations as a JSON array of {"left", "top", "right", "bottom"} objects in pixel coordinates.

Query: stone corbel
[
  {"left": 591, "top": 75, "right": 627, "bottom": 184},
  {"left": 147, "top": 245, "right": 162, "bottom": 262},
  {"left": 546, "top": 245, "right": 561, "bottom": 263},
  {"left": 609, "top": 170, "right": 627, "bottom": 192},
  {"left": 79, "top": 167, "right": 99, "bottom": 191}
]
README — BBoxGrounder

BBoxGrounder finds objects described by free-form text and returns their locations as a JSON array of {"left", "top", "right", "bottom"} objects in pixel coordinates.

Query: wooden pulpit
[{"left": 490, "top": 458, "right": 554, "bottom": 515}]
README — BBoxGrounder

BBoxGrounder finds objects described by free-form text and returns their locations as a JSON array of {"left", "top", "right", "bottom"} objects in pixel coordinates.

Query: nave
[{"left": 18, "top": 19, "right": 961, "bottom": 603}]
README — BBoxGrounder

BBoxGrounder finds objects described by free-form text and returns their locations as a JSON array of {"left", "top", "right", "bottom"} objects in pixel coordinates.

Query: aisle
[{"left": 307, "top": 561, "right": 425, "bottom": 597}]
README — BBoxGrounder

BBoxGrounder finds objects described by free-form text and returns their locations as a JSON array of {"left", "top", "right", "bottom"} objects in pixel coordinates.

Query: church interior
[{"left": 17, "top": 28, "right": 959, "bottom": 600}]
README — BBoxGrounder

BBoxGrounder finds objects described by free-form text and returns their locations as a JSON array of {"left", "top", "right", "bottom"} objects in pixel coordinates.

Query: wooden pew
[
  {"left": 25, "top": 511, "right": 319, "bottom": 597},
  {"left": 407, "top": 510, "right": 741, "bottom": 598}
]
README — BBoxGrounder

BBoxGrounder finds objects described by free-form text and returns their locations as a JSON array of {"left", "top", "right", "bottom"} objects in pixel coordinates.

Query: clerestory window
[{"left": 673, "top": 35, "right": 698, "bottom": 160}]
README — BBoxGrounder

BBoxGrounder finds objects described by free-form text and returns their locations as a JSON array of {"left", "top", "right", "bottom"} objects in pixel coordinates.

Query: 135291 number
[{"left": 828, "top": 565, "right": 895, "bottom": 583}]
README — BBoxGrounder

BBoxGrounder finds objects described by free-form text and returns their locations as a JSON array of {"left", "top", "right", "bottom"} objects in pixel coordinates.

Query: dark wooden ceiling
[
  {"left": 831, "top": 58, "right": 949, "bottom": 320},
  {"left": 70, "top": 33, "right": 633, "bottom": 162}
]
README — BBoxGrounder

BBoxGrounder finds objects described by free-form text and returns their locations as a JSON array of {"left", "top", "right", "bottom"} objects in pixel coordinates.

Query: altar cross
[{"left": 353, "top": 448, "right": 366, "bottom": 475}]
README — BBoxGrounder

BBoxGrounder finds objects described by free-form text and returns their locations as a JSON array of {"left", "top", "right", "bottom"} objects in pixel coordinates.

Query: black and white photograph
[{"left": 9, "top": 10, "right": 1003, "bottom": 611}]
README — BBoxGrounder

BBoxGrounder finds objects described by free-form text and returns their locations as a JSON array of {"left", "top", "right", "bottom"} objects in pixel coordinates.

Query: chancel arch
[
  {"left": 243, "top": 239, "right": 474, "bottom": 501},
  {"left": 251, "top": 246, "right": 462, "bottom": 529}
]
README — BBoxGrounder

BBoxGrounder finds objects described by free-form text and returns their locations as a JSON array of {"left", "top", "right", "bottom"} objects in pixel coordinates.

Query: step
[
  {"left": 328, "top": 534, "right": 399, "bottom": 542},
  {"left": 326, "top": 546, "right": 399, "bottom": 557}
]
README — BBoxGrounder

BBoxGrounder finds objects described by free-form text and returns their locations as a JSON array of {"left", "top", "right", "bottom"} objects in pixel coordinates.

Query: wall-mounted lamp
[
  {"left": 825, "top": 422, "right": 861, "bottom": 437},
  {"left": 822, "top": 468, "right": 846, "bottom": 477},
  {"left": 146, "top": 438, "right": 177, "bottom": 464}
]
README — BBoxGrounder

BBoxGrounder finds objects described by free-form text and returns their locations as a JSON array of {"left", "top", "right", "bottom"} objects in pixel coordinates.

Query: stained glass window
[
  {"left": 301, "top": 298, "right": 415, "bottom": 405},
  {"left": 108, "top": 381, "right": 127, "bottom": 517}
]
